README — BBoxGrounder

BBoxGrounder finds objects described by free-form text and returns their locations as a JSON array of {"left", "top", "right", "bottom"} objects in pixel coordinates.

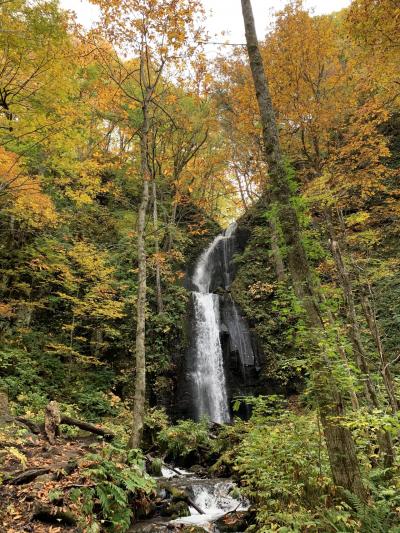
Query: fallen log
[
  {"left": 5, "top": 460, "right": 78, "bottom": 486},
  {"left": 158, "top": 480, "right": 205, "bottom": 516},
  {"left": 164, "top": 464, "right": 184, "bottom": 477},
  {"left": 60, "top": 415, "right": 114, "bottom": 440},
  {"left": 32, "top": 504, "right": 77, "bottom": 526},
  {"left": 14, "top": 416, "right": 42, "bottom": 434},
  {"left": 6, "top": 467, "right": 51, "bottom": 485},
  {"left": 6, "top": 403, "right": 115, "bottom": 442},
  {"left": 188, "top": 497, "right": 205, "bottom": 515}
]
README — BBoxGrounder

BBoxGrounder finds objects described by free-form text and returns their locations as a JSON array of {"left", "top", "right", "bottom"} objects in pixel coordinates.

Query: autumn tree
[
  {"left": 240, "top": 0, "right": 366, "bottom": 498},
  {"left": 0, "top": 0, "right": 77, "bottom": 145},
  {"left": 90, "top": 0, "right": 204, "bottom": 448}
]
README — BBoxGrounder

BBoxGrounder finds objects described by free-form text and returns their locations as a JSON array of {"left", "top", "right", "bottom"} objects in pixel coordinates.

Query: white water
[
  {"left": 191, "top": 227, "right": 235, "bottom": 424},
  {"left": 172, "top": 480, "right": 249, "bottom": 531},
  {"left": 160, "top": 466, "right": 192, "bottom": 479},
  {"left": 192, "top": 293, "right": 229, "bottom": 423}
]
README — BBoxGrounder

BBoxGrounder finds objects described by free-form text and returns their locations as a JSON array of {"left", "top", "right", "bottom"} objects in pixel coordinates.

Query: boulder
[
  {"left": 215, "top": 510, "right": 252, "bottom": 532},
  {"left": 161, "top": 500, "right": 190, "bottom": 519}
]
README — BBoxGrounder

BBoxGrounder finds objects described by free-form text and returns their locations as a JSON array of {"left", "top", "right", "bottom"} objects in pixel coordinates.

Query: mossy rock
[
  {"left": 170, "top": 486, "right": 188, "bottom": 502},
  {"left": 147, "top": 458, "right": 163, "bottom": 477},
  {"left": 161, "top": 500, "right": 190, "bottom": 519},
  {"left": 158, "top": 481, "right": 189, "bottom": 502}
]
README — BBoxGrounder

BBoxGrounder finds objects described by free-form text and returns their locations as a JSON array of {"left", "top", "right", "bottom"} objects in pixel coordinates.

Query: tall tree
[
  {"left": 91, "top": 0, "right": 203, "bottom": 448},
  {"left": 240, "top": 0, "right": 366, "bottom": 498}
]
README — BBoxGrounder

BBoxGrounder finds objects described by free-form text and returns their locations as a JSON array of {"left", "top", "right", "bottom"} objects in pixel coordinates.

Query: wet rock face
[{"left": 175, "top": 223, "right": 264, "bottom": 421}]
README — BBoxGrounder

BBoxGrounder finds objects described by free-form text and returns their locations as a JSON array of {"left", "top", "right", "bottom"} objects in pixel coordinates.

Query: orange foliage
[{"left": 0, "top": 148, "right": 57, "bottom": 229}]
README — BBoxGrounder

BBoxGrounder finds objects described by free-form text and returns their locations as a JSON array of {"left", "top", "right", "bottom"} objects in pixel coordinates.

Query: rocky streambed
[{"left": 130, "top": 466, "right": 251, "bottom": 533}]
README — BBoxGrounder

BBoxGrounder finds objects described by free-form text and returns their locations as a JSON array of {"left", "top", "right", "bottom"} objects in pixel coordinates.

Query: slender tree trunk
[
  {"left": 241, "top": 0, "right": 366, "bottom": 498},
  {"left": 129, "top": 94, "right": 150, "bottom": 449},
  {"left": 168, "top": 181, "right": 178, "bottom": 252},
  {"left": 270, "top": 218, "right": 285, "bottom": 282},
  {"left": 329, "top": 235, "right": 394, "bottom": 467},
  {"left": 321, "top": 293, "right": 360, "bottom": 411},
  {"left": 336, "top": 208, "right": 399, "bottom": 414},
  {"left": 233, "top": 165, "right": 249, "bottom": 211},
  {"left": 152, "top": 179, "right": 163, "bottom": 314},
  {"left": 360, "top": 291, "right": 399, "bottom": 414},
  {"left": 329, "top": 236, "right": 377, "bottom": 404}
]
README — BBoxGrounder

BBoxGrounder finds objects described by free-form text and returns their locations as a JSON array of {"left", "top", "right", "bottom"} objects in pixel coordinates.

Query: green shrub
[
  {"left": 147, "top": 457, "right": 163, "bottom": 477},
  {"left": 235, "top": 398, "right": 334, "bottom": 532},
  {"left": 234, "top": 397, "right": 400, "bottom": 532},
  {"left": 70, "top": 443, "right": 155, "bottom": 532},
  {"left": 143, "top": 406, "right": 169, "bottom": 449},
  {"left": 157, "top": 418, "right": 212, "bottom": 461}
]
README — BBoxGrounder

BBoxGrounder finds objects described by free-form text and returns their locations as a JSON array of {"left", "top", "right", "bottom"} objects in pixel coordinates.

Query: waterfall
[
  {"left": 188, "top": 221, "right": 255, "bottom": 424},
  {"left": 223, "top": 295, "right": 255, "bottom": 368},
  {"left": 191, "top": 230, "right": 231, "bottom": 424},
  {"left": 191, "top": 292, "right": 229, "bottom": 423}
]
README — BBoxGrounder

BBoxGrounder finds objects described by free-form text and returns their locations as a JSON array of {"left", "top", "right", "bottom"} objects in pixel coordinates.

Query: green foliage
[
  {"left": 235, "top": 398, "right": 332, "bottom": 531},
  {"left": 232, "top": 209, "right": 307, "bottom": 390},
  {"left": 1, "top": 2, "right": 400, "bottom": 532},
  {"left": 147, "top": 457, "right": 163, "bottom": 476},
  {"left": 0, "top": 0, "right": 225, "bottom": 432},
  {"left": 226, "top": 396, "right": 400, "bottom": 532},
  {"left": 210, "top": 416, "right": 250, "bottom": 476},
  {"left": 143, "top": 407, "right": 169, "bottom": 449},
  {"left": 157, "top": 418, "right": 213, "bottom": 461},
  {"left": 70, "top": 443, "right": 155, "bottom": 532},
  {"left": 0, "top": 344, "right": 119, "bottom": 420}
]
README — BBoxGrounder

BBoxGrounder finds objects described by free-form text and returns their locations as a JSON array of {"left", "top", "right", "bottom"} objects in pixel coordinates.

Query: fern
[
  {"left": 72, "top": 443, "right": 155, "bottom": 532},
  {"left": 341, "top": 490, "right": 396, "bottom": 533}
]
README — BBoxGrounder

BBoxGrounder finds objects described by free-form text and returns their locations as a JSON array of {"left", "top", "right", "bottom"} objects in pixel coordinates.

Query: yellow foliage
[
  {"left": 2, "top": 447, "right": 28, "bottom": 469},
  {"left": 0, "top": 148, "right": 58, "bottom": 229}
]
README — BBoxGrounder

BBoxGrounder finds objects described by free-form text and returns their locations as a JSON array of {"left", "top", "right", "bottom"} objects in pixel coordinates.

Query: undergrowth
[{"left": 70, "top": 443, "right": 155, "bottom": 532}]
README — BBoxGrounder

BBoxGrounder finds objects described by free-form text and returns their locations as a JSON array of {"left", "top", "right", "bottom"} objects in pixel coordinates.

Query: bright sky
[{"left": 60, "top": 0, "right": 351, "bottom": 43}]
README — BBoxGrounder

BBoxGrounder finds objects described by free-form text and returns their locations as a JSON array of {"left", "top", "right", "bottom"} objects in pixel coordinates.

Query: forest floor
[{"left": 0, "top": 430, "right": 99, "bottom": 532}]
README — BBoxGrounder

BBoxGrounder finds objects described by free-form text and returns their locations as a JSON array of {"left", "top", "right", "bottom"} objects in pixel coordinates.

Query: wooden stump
[
  {"left": 44, "top": 401, "right": 61, "bottom": 445},
  {"left": 0, "top": 391, "right": 9, "bottom": 423}
]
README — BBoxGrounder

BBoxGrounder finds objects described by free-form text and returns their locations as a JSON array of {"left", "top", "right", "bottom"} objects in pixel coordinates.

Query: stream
[{"left": 130, "top": 466, "right": 249, "bottom": 533}]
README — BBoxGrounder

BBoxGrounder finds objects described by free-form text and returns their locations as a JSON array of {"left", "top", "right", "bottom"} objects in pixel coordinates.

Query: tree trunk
[
  {"left": 270, "top": 217, "right": 285, "bottom": 282},
  {"left": 328, "top": 223, "right": 395, "bottom": 467},
  {"left": 129, "top": 90, "right": 150, "bottom": 449},
  {"left": 329, "top": 236, "right": 377, "bottom": 404},
  {"left": 60, "top": 415, "right": 114, "bottom": 440},
  {"left": 233, "top": 165, "right": 249, "bottom": 211},
  {"left": 152, "top": 179, "right": 163, "bottom": 313},
  {"left": 321, "top": 294, "right": 360, "bottom": 411},
  {"left": 168, "top": 188, "right": 178, "bottom": 252},
  {"left": 241, "top": 0, "right": 366, "bottom": 498},
  {"left": 337, "top": 208, "right": 399, "bottom": 414},
  {"left": 360, "top": 291, "right": 399, "bottom": 414}
]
